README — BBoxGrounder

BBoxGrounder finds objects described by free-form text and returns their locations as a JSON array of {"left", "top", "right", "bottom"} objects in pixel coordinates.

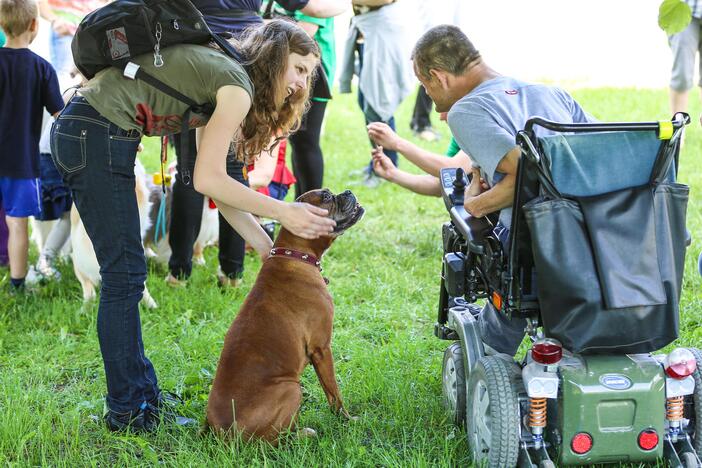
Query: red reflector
[
  {"left": 571, "top": 433, "right": 592, "bottom": 454},
  {"left": 638, "top": 429, "right": 658, "bottom": 450},
  {"left": 208, "top": 198, "right": 217, "bottom": 210},
  {"left": 532, "top": 338, "right": 563, "bottom": 365},
  {"left": 664, "top": 348, "right": 697, "bottom": 379}
]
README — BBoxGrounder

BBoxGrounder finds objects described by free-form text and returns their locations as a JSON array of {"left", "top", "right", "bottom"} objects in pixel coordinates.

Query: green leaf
[{"left": 659, "top": 0, "right": 692, "bottom": 35}]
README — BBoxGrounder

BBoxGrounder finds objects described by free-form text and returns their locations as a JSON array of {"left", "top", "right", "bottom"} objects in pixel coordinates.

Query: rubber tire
[
  {"left": 442, "top": 342, "right": 467, "bottom": 427},
  {"left": 687, "top": 348, "right": 702, "bottom": 458},
  {"left": 466, "top": 355, "right": 521, "bottom": 468},
  {"left": 681, "top": 451, "right": 700, "bottom": 468}
]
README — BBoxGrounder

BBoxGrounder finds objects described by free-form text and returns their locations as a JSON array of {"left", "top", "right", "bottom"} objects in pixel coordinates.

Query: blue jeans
[
  {"left": 51, "top": 96, "right": 159, "bottom": 413},
  {"left": 50, "top": 29, "right": 74, "bottom": 77}
]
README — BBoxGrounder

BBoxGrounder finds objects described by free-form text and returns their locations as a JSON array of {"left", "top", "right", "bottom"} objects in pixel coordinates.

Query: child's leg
[
  {"left": 5, "top": 215, "right": 29, "bottom": 281},
  {"left": 0, "top": 176, "right": 42, "bottom": 285},
  {"left": 42, "top": 211, "right": 70, "bottom": 259}
]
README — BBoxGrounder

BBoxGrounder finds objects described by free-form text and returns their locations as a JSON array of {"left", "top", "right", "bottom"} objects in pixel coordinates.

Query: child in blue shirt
[{"left": 0, "top": 0, "right": 64, "bottom": 291}]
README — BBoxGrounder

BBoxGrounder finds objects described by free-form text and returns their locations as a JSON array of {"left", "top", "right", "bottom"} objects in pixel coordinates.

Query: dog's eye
[{"left": 323, "top": 192, "right": 332, "bottom": 202}]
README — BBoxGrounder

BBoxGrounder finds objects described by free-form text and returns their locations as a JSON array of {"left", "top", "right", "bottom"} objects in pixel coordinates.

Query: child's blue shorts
[{"left": 0, "top": 176, "right": 41, "bottom": 217}]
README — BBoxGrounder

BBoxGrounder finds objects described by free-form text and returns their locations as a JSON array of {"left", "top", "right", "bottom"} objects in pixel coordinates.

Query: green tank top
[{"left": 80, "top": 44, "right": 253, "bottom": 136}]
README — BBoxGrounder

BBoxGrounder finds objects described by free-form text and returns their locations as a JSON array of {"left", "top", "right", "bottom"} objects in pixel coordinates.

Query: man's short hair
[
  {"left": 412, "top": 25, "right": 481, "bottom": 80},
  {"left": 0, "top": 0, "right": 37, "bottom": 38}
]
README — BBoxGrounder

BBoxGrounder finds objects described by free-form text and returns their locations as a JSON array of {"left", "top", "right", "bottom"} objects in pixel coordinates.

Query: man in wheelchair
[
  {"left": 402, "top": 25, "right": 700, "bottom": 468},
  {"left": 412, "top": 24, "right": 595, "bottom": 356}
]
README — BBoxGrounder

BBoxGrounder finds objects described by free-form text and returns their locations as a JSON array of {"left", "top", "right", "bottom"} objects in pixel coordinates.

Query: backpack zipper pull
[{"left": 153, "top": 22, "right": 164, "bottom": 67}]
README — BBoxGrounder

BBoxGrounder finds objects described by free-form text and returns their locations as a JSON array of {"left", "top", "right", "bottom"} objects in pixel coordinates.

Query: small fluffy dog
[
  {"left": 71, "top": 159, "right": 157, "bottom": 308},
  {"left": 206, "top": 189, "right": 364, "bottom": 442}
]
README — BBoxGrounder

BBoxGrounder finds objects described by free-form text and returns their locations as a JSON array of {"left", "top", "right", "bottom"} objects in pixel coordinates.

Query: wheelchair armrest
[{"left": 449, "top": 205, "right": 494, "bottom": 255}]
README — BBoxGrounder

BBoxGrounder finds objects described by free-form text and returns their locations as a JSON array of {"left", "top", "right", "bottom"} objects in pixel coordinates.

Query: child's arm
[{"left": 247, "top": 142, "right": 279, "bottom": 190}]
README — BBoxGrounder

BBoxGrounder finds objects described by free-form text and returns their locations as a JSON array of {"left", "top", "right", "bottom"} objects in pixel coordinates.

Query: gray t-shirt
[{"left": 447, "top": 76, "right": 593, "bottom": 229}]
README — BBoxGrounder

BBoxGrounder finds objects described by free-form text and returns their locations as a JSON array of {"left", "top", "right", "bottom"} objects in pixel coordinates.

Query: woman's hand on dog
[{"left": 279, "top": 203, "right": 336, "bottom": 239}]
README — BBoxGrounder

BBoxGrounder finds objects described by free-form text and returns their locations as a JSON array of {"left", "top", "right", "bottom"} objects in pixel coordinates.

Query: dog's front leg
[{"left": 310, "top": 346, "right": 353, "bottom": 419}]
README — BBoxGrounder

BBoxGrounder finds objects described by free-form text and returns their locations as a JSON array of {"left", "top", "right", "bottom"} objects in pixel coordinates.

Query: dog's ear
[{"left": 297, "top": 189, "right": 333, "bottom": 208}]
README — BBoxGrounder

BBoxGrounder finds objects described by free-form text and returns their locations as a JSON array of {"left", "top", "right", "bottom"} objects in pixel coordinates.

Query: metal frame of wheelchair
[{"left": 435, "top": 115, "right": 702, "bottom": 467}]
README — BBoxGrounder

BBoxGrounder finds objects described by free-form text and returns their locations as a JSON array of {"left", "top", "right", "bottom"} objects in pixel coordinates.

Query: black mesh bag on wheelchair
[{"left": 519, "top": 119, "right": 688, "bottom": 354}]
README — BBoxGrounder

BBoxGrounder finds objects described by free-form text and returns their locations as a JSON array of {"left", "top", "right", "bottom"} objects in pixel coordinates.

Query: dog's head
[{"left": 297, "top": 189, "right": 364, "bottom": 236}]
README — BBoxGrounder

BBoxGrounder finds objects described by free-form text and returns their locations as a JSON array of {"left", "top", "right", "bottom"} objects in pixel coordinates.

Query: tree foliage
[{"left": 659, "top": 0, "right": 692, "bottom": 35}]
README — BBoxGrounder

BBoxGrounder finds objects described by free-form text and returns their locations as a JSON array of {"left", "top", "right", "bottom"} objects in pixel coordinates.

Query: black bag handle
[{"left": 516, "top": 131, "right": 562, "bottom": 200}]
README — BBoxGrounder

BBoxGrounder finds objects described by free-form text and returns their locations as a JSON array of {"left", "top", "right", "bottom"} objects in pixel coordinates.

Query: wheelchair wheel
[
  {"left": 687, "top": 348, "right": 702, "bottom": 457},
  {"left": 466, "top": 355, "right": 521, "bottom": 468},
  {"left": 442, "top": 342, "right": 466, "bottom": 426}
]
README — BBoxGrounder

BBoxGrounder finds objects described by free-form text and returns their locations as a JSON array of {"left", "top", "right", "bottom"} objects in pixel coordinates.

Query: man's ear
[{"left": 429, "top": 69, "right": 450, "bottom": 90}]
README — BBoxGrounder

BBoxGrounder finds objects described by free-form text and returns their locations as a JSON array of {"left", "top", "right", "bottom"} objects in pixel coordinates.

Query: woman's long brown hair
[{"left": 233, "top": 19, "right": 320, "bottom": 162}]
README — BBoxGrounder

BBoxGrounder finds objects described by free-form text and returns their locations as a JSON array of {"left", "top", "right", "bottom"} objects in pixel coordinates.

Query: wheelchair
[{"left": 435, "top": 114, "right": 701, "bottom": 467}]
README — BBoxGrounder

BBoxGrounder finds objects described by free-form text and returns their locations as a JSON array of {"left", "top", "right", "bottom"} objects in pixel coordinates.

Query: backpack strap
[
  {"left": 123, "top": 62, "right": 213, "bottom": 186},
  {"left": 210, "top": 33, "right": 244, "bottom": 64}
]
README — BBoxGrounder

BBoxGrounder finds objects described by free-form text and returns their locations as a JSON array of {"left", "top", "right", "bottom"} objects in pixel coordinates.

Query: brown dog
[{"left": 206, "top": 189, "right": 364, "bottom": 442}]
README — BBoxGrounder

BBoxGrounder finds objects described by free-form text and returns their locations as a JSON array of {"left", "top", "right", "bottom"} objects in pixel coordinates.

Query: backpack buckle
[{"left": 123, "top": 62, "right": 140, "bottom": 79}]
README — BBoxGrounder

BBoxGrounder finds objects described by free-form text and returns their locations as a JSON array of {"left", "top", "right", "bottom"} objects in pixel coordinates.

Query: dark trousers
[
  {"left": 168, "top": 131, "right": 247, "bottom": 279},
  {"left": 289, "top": 98, "right": 327, "bottom": 199},
  {"left": 355, "top": 42, "right": 398, "bottom": 171},
  {"left": 51, "top": 96, "right": 158, "bottom": 413},
  {"left": 410, "top": 85, "right": 433, "bottom": 131}
]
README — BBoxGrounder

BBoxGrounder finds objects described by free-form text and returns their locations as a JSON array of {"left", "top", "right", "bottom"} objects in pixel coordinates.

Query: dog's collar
[
  {"left": 268, "top": 248, "right": 329, "bottom": 285},
  {"left": 269, "top": 247, "right": 321, "bottom": 269}
]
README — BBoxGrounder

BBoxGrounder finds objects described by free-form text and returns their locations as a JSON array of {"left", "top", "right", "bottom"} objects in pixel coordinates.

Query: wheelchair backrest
[
  {"left": 539, "top": 130, "right": 674, "bottom": 197},
  {"left": 506, "top": 116, "right": 688, "bottom": 354}
]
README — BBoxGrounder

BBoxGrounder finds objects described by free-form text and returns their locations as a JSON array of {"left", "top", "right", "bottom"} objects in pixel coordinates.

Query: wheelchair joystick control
[{"left": 451, "top": 168, "right": 466, "bottom": 206}]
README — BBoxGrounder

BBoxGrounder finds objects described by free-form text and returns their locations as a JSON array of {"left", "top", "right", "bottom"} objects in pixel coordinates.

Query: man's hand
[
  {"left": 466, "top": 167, "right": 488, "bottom": 197},
  {"left": 371, "top": 146, "right": 397, "bottom": 181},
  {"left": 367, "top": 122, "right": 402, "bottom": 151}
]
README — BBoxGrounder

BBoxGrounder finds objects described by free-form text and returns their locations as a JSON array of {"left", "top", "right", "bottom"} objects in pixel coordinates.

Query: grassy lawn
[{"left": 1, "top": 86, "right": 701, "bottom": 466}]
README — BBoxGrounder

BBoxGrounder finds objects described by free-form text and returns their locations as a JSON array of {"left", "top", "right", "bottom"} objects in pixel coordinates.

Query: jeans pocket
[{"left": 53, "top": 128, "right": 87, "bottom": 174}]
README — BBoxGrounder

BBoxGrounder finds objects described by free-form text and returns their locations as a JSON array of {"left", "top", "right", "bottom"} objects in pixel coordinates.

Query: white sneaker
[
  {"left": 36, "top": 255, "right": 61, "bottom": 281},
  {"left": 25, "top": 266, "right": 42, "bottom": 286}
]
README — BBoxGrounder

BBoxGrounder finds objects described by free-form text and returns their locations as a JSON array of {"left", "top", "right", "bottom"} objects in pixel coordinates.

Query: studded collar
[{"left": 268, "top": 247, "right": 321, "bottom": 271}]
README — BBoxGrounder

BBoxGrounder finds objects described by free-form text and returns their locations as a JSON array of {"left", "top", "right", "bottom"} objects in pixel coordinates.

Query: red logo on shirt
[
  {"left": 505, "top": 89, "right": 518, "bottom": 95},
  {"left": 135, "top": 103, "right": 205, "bottom": 136}
]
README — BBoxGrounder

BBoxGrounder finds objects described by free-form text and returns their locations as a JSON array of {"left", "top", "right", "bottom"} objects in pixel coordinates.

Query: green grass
[{"left": 1, "top": 86, "right": 701, "bottom": 466}]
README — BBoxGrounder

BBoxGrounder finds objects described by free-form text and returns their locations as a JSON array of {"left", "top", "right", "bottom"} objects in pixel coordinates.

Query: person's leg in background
[
  {"left": 410, "top": 85, "right": 439, "bottom": 142},
  {"left": 49, "top": 29, "right": 75, "bottom": 82},
  {"left": 33, "top": 151, "right": 73, "bottom": 281},
  {"left": 361, "top": 101, "right": 397, "bottom": 188},
  {"left": 216, "top": 157, "right": 248, "bottom": 288},
  {"left": 0, "top": 206, "right": 8, "bottom": 266},
  {"left": 0, "top": 177, "right": 41, "bottom": 291},
  {"left": 167, "top": 130, "right": 204, "bottom": 286},
  {"left": 5, "top": 215, "right": 29, "bottom": 290},
  {"left": 352, "top": 42, "right": 398, "bottom": 187},
  {"left": 669, "top": 17, "right": 701, "bottom": 114},
  {"left": 289, "top": 98, "right": 327, "bottom": 198}
]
